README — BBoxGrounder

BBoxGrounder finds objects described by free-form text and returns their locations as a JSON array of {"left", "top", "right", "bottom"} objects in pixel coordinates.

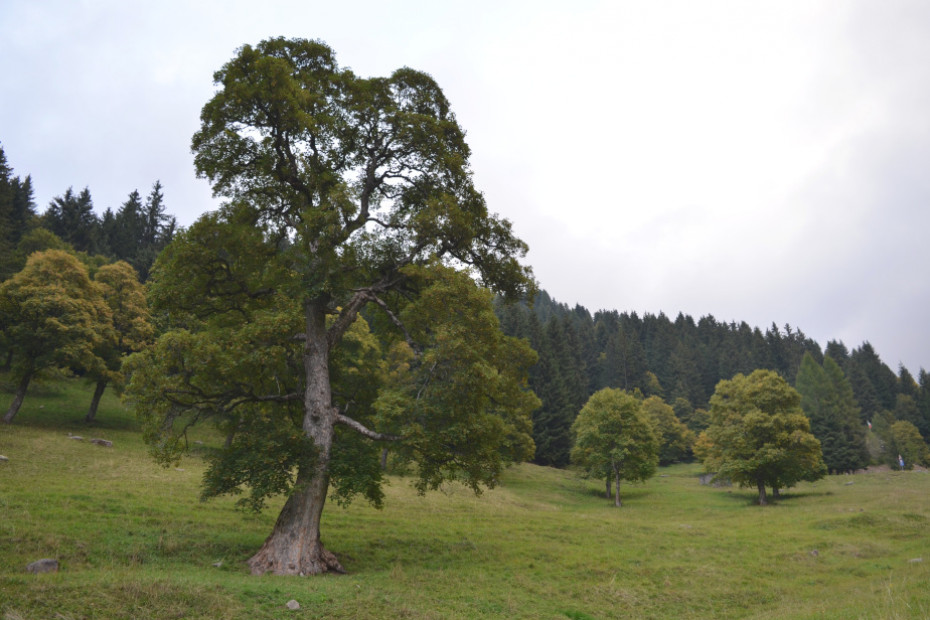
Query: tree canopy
[
  {"left": 795, "top": 353, "right": 868, "bottom": 473},
  {"left": 124, "top": 37, "right": 536, "bottom": 576},
  {"left": 570, "top": 388, "right": 658, "bottom": 507},
  {"left": 642, "top": 395, "right": 694, "bottom": 465},
  {"left": 1, "top": 250, "right": 112, "bottom": 423},
  {"left": 84, "top": 260, "right": 153, "bottom": 422},
  {"left": 696, "top": 369, "right": 826, "bottom": 505}
]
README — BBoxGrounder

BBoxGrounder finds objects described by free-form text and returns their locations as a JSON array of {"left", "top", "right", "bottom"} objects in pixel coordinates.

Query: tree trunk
[
  {"left": 613, "top": 466, "right": 622, "bottom": 508},
  {"left": 756, "top": 479, "right": 768, "bottom": 506},
  {"left": 772, "top": 486, "right": 781, "bottom": 500},
  {"left": 381, "top": 447, "right": 389, "bottom": 470},
  {"left": 605, "top": 476, "right": 612, "bottom": 499},
  {"left": 85, "top": 379, "right": 108, "bottom": 423},
  {"left": 3, "top": 369, "right": 33, "bottom": 424},
  {"left": 247, "top": 300, "right": 345, "bottom": 576}
]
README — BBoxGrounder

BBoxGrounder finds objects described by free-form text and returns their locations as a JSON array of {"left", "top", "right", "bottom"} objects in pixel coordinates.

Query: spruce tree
[
  {"left": 44, "top": 187, "right": 102, "bottom": 254},
  {"left": 822, "top": 356, "right": 869, "bottom": 472}
]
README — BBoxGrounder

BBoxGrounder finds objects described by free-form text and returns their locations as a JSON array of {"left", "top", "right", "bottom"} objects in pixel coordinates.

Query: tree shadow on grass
[{"left": 710, "top": 486, "right": 835, "bottom": 507}]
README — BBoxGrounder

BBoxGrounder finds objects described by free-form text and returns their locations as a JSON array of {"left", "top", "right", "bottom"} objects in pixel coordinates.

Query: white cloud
[{"left": 2, "top": 0, "right": 929, "bottom": 372}]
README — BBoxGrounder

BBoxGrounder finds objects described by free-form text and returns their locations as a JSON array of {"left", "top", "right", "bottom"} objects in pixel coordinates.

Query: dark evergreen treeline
[
  {"left": 496, "top": 291, "right": 930, "bottom": 467},
  {"left": 0, "top": 143, "right": 176, "bottom": 282}
]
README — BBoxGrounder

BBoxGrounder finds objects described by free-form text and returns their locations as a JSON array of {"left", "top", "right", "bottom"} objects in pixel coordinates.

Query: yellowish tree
[
  {"left": 642, "top": 395, "right": 694, "bottom": 465},
  {"left": 1, "top": 250, "right": 111, "bottom": 423},
  {"left": 85, "top": 261, "right": 153, "bottom": 422}
]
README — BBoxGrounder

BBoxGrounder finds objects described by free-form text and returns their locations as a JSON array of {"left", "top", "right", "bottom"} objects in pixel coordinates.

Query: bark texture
[
  {"left": 756, "top": 479, "right": 768, "bottom": 506},
  {"left": 246, "top": 469, "right": 345, "bottom": 575},
  {"left": 247, "top": 301, "right": 344, "bottom": 576}
]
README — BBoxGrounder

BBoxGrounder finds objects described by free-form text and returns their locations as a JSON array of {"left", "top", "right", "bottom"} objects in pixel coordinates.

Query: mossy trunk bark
[{"left": 246, "top": 301, "right": 345, "bottom": 576}]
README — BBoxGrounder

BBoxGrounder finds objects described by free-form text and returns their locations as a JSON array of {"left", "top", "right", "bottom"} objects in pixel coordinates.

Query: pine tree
[
  {"left": 822, "top": 356, "right": 869, "bottom": 472},
  {"left": 44, "top": 187, "right": 102, "bottom": 254},
  {"left": 850, "top": 343, "right": 898, "bottom": 413},
  {"left": 917, "top": 370, "right": 930, "bottom": 443}
]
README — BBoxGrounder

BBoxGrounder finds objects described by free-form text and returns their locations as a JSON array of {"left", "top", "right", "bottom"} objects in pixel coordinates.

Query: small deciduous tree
[
  {"left": 570, "top": 388, "right": 658, "bottom": 507},
  {"left": 642, "top": 395, "right": 694, "bottom": 465},
  {"left": 1, "top": 250, "right": 111, "bottom": 423},
  {"left": 698, "top": 369, "right": 826, "bottom": 505},
  {"left": 886, "top": 421, "right": 930, "bottom": 470},
  {"left": 85, "top": 261, "right": 153, "bottom": 422}
]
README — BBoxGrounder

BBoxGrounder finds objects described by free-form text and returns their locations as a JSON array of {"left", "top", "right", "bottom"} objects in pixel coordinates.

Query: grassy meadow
[{"left": 1, "top": 377, "right": 929, "bottom": 619}]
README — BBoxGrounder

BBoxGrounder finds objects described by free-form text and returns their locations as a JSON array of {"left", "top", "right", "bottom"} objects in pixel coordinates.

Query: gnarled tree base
[{"left": 248, "top": 538, "right": 345, "bottom": 576}]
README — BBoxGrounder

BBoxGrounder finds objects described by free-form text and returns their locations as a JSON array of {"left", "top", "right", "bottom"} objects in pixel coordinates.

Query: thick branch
[
  {"left": 370, "top": 294, "right": 420, "bottom": 356},
  {"left": 335, "top": 412, "right": 402, "bottom": 441},
  {"left": 327, "top": 289, "right": 374, "bottom": 351}
]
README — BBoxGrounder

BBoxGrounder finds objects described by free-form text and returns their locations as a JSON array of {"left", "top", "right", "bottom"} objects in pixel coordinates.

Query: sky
[{"left": 2, "top": 0, "right": 929, "bottom": 374}]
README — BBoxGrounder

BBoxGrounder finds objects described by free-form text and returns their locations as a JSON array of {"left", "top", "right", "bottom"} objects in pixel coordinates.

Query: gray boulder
[{"left": 26, "top": 558, "right": 59, "bottom": 574}]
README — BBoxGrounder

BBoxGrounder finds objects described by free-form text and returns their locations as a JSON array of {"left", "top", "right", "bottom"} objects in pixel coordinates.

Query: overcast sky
[{"left": 2, "top": 1, "right": 929, "bottom": 374}]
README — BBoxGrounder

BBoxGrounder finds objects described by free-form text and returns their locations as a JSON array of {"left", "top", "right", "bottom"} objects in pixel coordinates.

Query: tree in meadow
[
  {"left": 1, "top": 250, "right": 111, "bottom": 423},
  {"left": 698, "top": 369, "right": 826, "bottom": 505},
  {"left": 570, "top": 388, "right": 658, "bottom": 507},
  {"left": 84, "top": 261, "right": 153, "bottom": 422},
  {"left": 124, "top": 38, "right": 537, "bottom": 576}
]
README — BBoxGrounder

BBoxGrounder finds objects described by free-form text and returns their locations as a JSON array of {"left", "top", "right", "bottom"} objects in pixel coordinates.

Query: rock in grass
[
  {"left": 67, "top": 434, "right": 84, "bottom": 440},
  {"left": 89, "top": 438, "right": 113, "bottom": 447},
  {"left": 26, "top": 558, "right": 59, "bottom": 574},
  {"left": 286, "top": 600, "right": 300, "bottom": 610},
  {"left": 0, "top": 455, "right": 8, "bottom": 462}
]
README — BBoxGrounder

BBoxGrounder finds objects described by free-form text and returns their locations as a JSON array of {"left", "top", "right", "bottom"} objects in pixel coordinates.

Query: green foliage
[
  {"left": 795, "top": 353, "right": 869, "bottom": 473},
  {"left": 0, "top": 250, "right": 112, "bottom": 422},
  {"left": 101, "top": 182, "right": 178, "bottom": 281},
  {"left": 699, "top": 369, "right": 826, "bottom": 503},
  {"left": 374, "top": 266, "right": 538, "bottom": 495},
  {"left": 642, "top": 395, "right": 694, "bottom": 465},
  {"left": 43, "top": 187, "right": 102, "bottom": 255},
  {"left": 0, "top": 145, "right": 38, "bottom": 281},
  {"left": 886, "top": 420, "right": 930, "bottom": 470},
  {"left": 570, "top": 388, "right": 658, "bottom": 505},
  {"left": 126, "top": 40, "right": 537, "bottom": 557},
  {"left": 81, "top": 261, "right": 154, "bottom": 421}
]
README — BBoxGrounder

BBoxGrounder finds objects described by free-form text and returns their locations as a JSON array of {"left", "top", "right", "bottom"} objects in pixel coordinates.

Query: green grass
[{"left": 2, "top": 378, "right": 930, "bottom": 619}]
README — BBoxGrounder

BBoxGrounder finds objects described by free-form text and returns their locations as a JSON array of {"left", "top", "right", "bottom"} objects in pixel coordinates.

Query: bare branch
[{"left": 335, "top": 412, "right": 402, "bottom": 441}]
